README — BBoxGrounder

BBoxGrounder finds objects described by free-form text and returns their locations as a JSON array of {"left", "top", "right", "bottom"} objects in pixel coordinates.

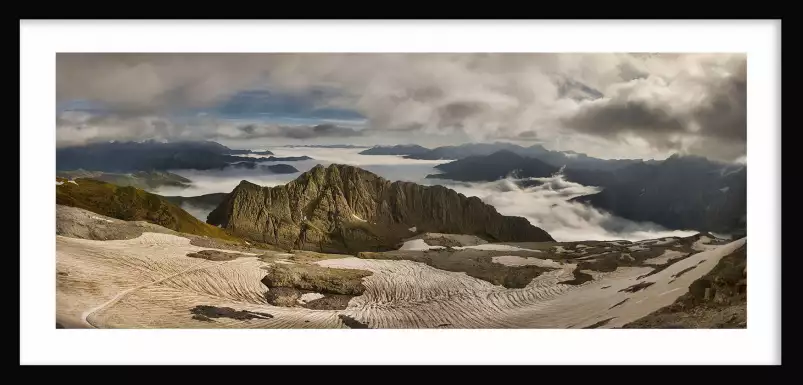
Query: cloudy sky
[{"left": 56, "top": 53, "right": 746, "bottom": 162}]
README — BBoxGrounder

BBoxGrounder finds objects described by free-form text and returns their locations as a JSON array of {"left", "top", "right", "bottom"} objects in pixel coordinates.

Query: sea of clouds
[{"left": 150, "top": 147, "right": 696, "bottom": 242}]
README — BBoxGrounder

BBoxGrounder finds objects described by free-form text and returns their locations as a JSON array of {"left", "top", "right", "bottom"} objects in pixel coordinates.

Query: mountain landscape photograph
[{"left": 51, "top": 52, "right": 752, "bottom": 331}]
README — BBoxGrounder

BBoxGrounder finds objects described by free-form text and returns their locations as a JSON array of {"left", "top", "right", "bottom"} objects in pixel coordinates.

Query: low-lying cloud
[
  {"left": 150, "top": 147, "right": 448, "bottom": 197},
  {"left": 434, "top": 174, "right": 697, "bottom": 242},
  {"left": 151, "top": 165, "right": 307, "bottom": 197},
  {"left": 150, "top": 147, "right": 698, "bottom": 241},
  {"left": 178, "top": 202, "right": 217, "bottom": 224}
]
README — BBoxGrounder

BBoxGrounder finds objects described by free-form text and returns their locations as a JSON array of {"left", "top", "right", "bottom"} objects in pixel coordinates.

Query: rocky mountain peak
[{"left": 208, "top": 165, "right": 554, "bottom": 253}]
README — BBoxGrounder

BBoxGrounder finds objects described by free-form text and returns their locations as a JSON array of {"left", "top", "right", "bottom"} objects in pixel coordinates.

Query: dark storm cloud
[
  {"left": 313, "top": 123, "right": 362, "bottom": 137},
  {"left": 437, "top": 101, "right": 489, "bottom": 128},
  {"left": 690, "top": 60, "right": 747, "bottom": 142},
  {"left": 560, "top": 54, "right": 746, "bottom": 161},
  {"left": 564, "top": 100, "right": 686, "bottom": 135},
  {"left": 239, "top": 124, "right": 257, "bottom": 135}
]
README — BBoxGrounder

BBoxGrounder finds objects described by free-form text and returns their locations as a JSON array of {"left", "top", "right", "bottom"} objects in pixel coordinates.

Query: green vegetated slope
[
  {"left": 56, "top": 177, "right": 239, "bottom": 242},
  {"left": 57, "top": 169, "right": 192, "bottom": 190}
]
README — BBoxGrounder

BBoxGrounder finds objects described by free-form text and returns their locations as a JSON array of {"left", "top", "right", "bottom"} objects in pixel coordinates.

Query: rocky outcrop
[
  {"left": 623, "top": 242, "right": 747, "bottom": 328},
  {"left": 207, "top": 164, "right": 554, "bottom": 253}
]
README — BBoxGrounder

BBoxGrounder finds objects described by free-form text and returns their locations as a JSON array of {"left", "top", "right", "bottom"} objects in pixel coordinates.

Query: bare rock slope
[{"left": 208, "top": 164, "right": 554, "bottom": 253}]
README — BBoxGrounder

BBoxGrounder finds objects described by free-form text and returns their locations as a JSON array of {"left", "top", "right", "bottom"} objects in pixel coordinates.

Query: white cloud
[
  {"left": 57, "top": 53, "right": 746, "bottom": 161},
  {"left": 435, "top": 174, "right": 698, "bottom": 242}
]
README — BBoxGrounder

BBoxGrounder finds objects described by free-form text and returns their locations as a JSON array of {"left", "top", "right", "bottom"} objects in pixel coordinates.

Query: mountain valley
[{"left": 54, "top": 143, "right": 748, "bottom": 329}]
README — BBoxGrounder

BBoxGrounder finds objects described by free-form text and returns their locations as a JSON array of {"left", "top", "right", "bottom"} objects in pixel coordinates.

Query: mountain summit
[{"left": 207, "top": 164, "right": 554, "bottom": 253}]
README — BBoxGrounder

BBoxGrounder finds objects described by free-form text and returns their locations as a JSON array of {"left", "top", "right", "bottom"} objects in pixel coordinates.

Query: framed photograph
[{"left": 20, "top": 19, "right": 781, "bottom": 365}]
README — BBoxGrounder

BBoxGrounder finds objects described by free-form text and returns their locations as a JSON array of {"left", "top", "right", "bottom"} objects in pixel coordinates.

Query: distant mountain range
[
  {"left": 283, "top": 144, "right": 370, "bottom": 149},
  {"left": 427, "top": 150, "right": 558, "bottom": 182},
  {"left": 359, "top": 144, "right": 431, "bottom": 156},
  {"left": 262, "top": 155, "right": 314, "bottom": 162},
  {"left": 427, "top": 149, "right": 746, "bottom": 234},
  {"left": 572, "top": 154, "right": 746, "bottom": 234},
  {"left": 56, "top": 140, "right": 276, "bottom": 172},
  {"left": 363, "top": 142, "right": 648, "bottom": 172},
  {"left": 226, "top": 149, "right": 274, "bottom": 155},
  {"left": 56, "top": 139, "right": 745, "bottom": 236},
  {"left": 219, "top": 161, "right": 299, "bottom": 174}
]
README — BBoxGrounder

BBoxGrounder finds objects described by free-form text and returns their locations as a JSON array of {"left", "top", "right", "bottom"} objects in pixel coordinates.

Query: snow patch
[
  {"left": 692, "top": 236, "right": 716, "bottom": 251},
  {"left": 56, "top": 181, "right": 64, "bottom": 186},
  {"left": 659, "top": 288, "right": 683, "bottom": 296},
  {"left": 398, "top": 239, "right": 537, "bottom": 252},
  {"left": 720, "top": 186, "right": 730, "bottom": 193},
  {"left": 409, "top": 226, "right": 417, "bottom": 232},
  {"left": 68, "top": 180, "right": 78, "bottom": 185},
  {"left": 297, "top": 292, "right": 325, "bottom": 304},
  {"left": 351, "top": 214, "right": 367, "bottom": 223},
  {"left": 492, "top": 255, "right": 564, "bottom": 268},
  {"left": 57, "top": 226, "right": 746, "bottom": 329},
  {"left": 90, "top": 216, "right": 113, "bottom": 223},
  {"left": 649, "top": 238, "right": 677, "bottom": 246},
  {"left": 457, "top": 244, "right": 540, "bottom": 252},
  {"left": 710, "top": 232, "right": 732, "bottom": 240},
  {"left": 643, "top": 250, "right": 686, "bottom": 265},
  {"left": 399, "top": 239, "right": 445, "bottom": 251}
]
